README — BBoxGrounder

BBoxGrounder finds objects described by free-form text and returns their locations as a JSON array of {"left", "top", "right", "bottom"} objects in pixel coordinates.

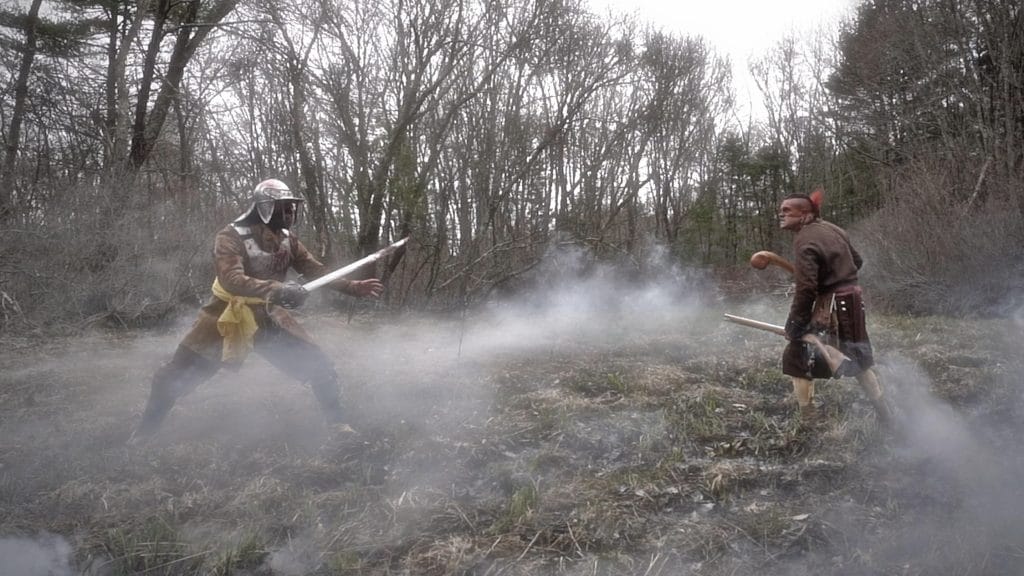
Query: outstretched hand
[{"left": 351, "top": 278, "right": 384, "bottom": 298}]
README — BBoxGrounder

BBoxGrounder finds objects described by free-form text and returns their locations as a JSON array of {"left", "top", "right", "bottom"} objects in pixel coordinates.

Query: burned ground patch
[{"left": 0, "top": 308, "right": 1022, "bottom": 575}]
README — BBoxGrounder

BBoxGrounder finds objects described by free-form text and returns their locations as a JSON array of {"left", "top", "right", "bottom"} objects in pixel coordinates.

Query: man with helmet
[
  {"left": 132, "top": 178, "right": 383, "bottom": 440},
  {"left": 777, "top": 190, "right": 891, "bottom": 426}
]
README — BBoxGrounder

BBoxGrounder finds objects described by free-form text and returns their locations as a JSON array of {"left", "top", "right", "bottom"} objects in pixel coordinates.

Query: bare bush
[
  {"left": 0, "top": 197, "right": 221, "bottom": 333},
  {"left": 856, "top": 161, "right": 1024, "bottom": 316}
]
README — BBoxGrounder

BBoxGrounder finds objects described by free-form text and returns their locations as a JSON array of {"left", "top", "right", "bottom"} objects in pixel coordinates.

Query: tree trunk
[
  {"left": 0, "top": 0, "right": 44, "bottom": 221},
  {"left": 129, "top": 0, "right": 239, "bottom": 170}
]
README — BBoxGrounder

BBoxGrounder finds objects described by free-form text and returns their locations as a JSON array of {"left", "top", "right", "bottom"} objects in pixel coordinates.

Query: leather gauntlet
[{"left": 269, "top": 281, "right": 309, "bottom": 309}]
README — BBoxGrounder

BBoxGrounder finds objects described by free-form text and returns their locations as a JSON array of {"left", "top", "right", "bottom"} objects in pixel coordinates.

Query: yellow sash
[{"left": 211, "top": 278, "right": 266, "bottom": 362}]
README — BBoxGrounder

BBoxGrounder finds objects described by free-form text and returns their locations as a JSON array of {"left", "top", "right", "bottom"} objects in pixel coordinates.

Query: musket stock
[
  {"left": 723, "top": 313, "right": 786, "bottom": 336},
  {"left": 723, "top": 313, "right": 852, "bottom": 376}
]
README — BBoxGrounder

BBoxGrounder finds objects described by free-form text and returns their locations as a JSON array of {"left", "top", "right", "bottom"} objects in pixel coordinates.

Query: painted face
[{"left": 778, "top": 198, "right": 811, "bottom": 231}]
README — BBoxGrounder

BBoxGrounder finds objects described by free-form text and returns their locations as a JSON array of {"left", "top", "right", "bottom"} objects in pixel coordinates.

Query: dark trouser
[{"left": 136, "top": 327, "right": 342, "bottom": 437}]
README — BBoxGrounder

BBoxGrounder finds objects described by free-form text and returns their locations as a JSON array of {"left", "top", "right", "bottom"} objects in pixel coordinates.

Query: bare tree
[
  {"left": 127, "top": 0, "right": 240, "bottom": 172},
  {"left": 0, "top": 0, "right": 44, "bottom": 221}
]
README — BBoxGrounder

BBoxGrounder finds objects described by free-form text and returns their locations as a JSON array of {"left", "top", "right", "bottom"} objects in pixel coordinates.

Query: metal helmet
[{"left": 235, "top": 178, "right": 304, "bottom": 224}]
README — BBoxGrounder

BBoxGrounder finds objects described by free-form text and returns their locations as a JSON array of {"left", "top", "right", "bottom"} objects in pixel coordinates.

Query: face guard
[
  {"left": 267, "top": 199, "right": 302, "bottom": 229},
  {"left": 235, "top": 178, "right": 305, "bottom": 225}
]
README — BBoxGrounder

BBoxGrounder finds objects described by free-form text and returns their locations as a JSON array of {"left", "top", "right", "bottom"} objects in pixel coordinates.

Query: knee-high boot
[
  {"left": 306, "top": 363, "right": 344, "bottom": 424},
  {"left": 133, "top": 346, "right": 217, "bottom": 439}
]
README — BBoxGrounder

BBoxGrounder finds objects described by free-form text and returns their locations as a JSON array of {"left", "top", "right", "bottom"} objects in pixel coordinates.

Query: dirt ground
[{"left": 2, "top": 295, "right": 1023, "bottom": 575}]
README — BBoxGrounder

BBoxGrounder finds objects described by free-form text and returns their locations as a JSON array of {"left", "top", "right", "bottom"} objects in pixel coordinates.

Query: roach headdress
[
  {"left": 808, "top": 188, "right": 823, "bottom": 216},
  {"left": 784, "top": 189, "right": 824, "bottom": 217}
]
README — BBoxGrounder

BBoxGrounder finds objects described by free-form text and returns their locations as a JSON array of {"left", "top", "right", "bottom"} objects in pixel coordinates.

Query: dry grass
[{"left": 1, "top": 305, "right": 1023, "bottom": 575}]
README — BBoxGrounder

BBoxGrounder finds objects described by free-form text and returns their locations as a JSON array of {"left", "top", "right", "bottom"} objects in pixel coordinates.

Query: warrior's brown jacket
[
  {"left": 782, "top": 218, "right": 874, "bottom": 378},
  {"left": 786, "top": 219, "right": 862, "bottom": 331},
  {"left": 180, "top": 222, "right": 359, "bottom": 363}
]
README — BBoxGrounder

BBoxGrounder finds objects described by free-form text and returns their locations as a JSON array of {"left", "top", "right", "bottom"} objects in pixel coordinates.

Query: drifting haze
[
  {"left": 0, "top": 533, "right": 73, "bottom": 576},
  {"left": 465, "top": 243, "right": 709, "bottom": 352},
  {"left": 868, "top": 355, "right": 1024, "bottom": 571},
  {"left": 3, "top": 241, "right": 1023, "bottom": 574}
]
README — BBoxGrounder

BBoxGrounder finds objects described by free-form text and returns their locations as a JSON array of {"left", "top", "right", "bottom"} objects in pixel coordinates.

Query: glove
[
  {"left": 269, "top": 281, "right": 309, "bottom": 309},
  {"left": 784, "top": 318, "right": 806, "bottom": 342}
]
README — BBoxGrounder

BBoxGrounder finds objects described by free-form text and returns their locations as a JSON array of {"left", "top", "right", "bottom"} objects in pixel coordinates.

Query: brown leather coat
[
  {"left": 180, "top": 222, "right": 359, "bottom": 362},
  {"left": 786, "top": 219, "right": 862, "bottom": 331},
  {"left": 782, "top": 218, "right": 873, "bottom": 378}
]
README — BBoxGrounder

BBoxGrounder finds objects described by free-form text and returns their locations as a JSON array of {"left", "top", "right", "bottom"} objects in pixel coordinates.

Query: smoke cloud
[
  {"left": 0, "top": 533, "right": 74, "bottom": 576},
  {"left": 465, "top": 242, "right": 708, "bottom": 352},
  {"left": 855, "top": 354, "right": 1024, "bottom": 571}
]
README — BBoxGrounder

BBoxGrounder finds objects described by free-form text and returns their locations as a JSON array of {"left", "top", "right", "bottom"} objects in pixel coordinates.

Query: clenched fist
[{"left": 269, "top": 281, "right": 309, "bottom": 309}]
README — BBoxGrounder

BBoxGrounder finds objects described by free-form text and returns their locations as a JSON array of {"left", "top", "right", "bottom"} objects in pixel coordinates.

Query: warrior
[
  {"left": 777, "top": 190, "right": 891, "bottom": 425},
  {"left": 132, "top": 179, "right": 383, "bottom": 440}
]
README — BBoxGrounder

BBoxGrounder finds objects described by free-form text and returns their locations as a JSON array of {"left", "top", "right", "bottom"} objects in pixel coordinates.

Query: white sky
[{"left": 588, "top": 0, "right": 857, "bottom": 118}]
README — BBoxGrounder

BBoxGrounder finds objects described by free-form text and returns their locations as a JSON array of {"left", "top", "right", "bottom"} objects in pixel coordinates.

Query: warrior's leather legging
[{"left": 138, "top": 326, "right": 341, "bottom": 434}]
